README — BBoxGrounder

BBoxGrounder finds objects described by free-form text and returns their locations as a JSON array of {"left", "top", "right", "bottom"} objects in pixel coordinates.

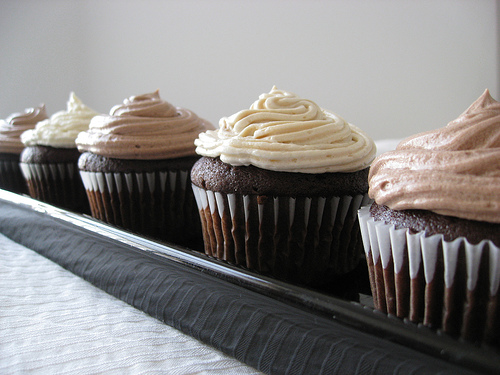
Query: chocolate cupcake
[
  {"left": 191, "top": 86, "right": 376, "bottom": 286},
  {"left": 76, "top": 90, "right": 213, "bottom": 248},
  {"left": 0, "top": 104, "right": 48, "bottom": 194},
  {"left": 20, "top": 93, "right": 97, "bottom": 212},
  {"left": 358, "top": 89, "right": 500, "bottom": 347}
]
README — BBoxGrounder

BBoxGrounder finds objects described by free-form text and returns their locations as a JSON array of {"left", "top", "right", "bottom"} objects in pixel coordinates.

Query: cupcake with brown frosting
[
  {"left": 358, "top": 89, "right": 500, "bottom": 347},
  {"left": 191, "top": 87, "right": 376, "bottom": 286},
  {"left": 76, "top": 90, "right": 213, "bottom": 248},
  {"left": 0, "top": 104, "right": 48, "bottom": 194}
]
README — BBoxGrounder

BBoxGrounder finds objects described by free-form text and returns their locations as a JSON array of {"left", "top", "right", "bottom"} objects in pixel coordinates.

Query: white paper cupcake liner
[
  {"left": 19, "top": 162, "right": 88, "bottom": 212},
  {"left": 79, "top": 169, "right": 201, "bottom": 248},
  {"left": 358, "top": 205, "right": 500, "bottom": 346},
  {"left": 192, "top": 185, "right": 371, "bottom": 285}
]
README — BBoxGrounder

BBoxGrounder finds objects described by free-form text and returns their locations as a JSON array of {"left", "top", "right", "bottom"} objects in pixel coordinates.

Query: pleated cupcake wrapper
[
  {"left": 192, "top": 184, "right": 371, "bottom": 285},
  {"left": 79, "top": 170, "right": 202, "bottom": 249},
  {"left": 0, "top": 159, "right": 27, "bottom": 194},
  {"left": 21, "top": 161, "right": 77, "bottom": 182},
  {"left": 19, "top": 162, "right": 88, "bottom": 213},
  {"left": 358, "top": 205, "right": 500, "bottom": 346}
]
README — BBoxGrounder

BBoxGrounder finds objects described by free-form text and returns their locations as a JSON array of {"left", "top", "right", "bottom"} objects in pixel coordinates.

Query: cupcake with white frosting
[
  {"left": 76, "top": 90, "right": 213, "bottom": 248},
  {"left": 191, "top": 86, "right": 376, "bottom": 286},
  {"left": 0, "top": 104, "right": 48, "bottom": 194},
  {"left": 20, "top": 93, "right": 97, "bottom": 212}
]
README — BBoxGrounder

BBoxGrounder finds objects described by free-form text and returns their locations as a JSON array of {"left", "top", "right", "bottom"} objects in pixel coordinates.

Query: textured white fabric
[{"left": 0, "top": 233, "right": 262, "bottom": 375}]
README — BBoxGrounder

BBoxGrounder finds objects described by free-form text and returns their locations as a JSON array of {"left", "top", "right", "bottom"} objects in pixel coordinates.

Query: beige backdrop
[{"left": 0, "top": 0, "right": 498, "bottom": 140}]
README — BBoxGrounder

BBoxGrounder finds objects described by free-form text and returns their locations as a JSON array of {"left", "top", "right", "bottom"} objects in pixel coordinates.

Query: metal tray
[{"left": 0, "top": 189, "right": 498, "bottom": 375}]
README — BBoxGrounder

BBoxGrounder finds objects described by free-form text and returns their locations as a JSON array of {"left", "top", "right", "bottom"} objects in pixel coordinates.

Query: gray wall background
[{"left": 1, "top": 0, "right": 498, "bottom": 141}]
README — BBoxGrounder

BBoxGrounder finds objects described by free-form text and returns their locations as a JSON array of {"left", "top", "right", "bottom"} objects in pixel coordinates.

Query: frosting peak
[
  {"left": 21, "top": 93, "right": 98, "bottom": 148},
  {"left": 195, "top": 86, "right": 376, "bottom": 173},
  {"left": 110, "top": 90, "right": 178, "bottom": 118},
  {"left": 75, "top": 91, "right": 213, "bottom": 160},
  {"left": 369, "top": 89, "right": 500, "bottom": 223},
  {"left": 399, "top": 89, "right": 500, "bottom": 152},
  {"left": 0, "top": 104, "right": 48, "bottom": 154}
]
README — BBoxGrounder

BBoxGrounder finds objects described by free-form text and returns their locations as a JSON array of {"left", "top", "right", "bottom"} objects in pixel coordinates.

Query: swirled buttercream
[
  {"left": 0, "top": 105, "right": 48, "bottom": 153},
  {"left": 369, "top": 89, "right": 500, "bottom": 223},
  {"left": 194, "top": 86, "right": 376, "bottom": 173},
  {"left": 76, "top": 90, "right": 213, "bottom": 160},
  {"left": 21, "top": 93, "right": 97, "bottom": 148}
]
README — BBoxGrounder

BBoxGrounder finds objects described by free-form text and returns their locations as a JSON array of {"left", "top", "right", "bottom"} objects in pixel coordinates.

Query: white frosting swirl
[
  {"left": 21, "top": 92, "right": 98, "bottom": 148},
  {"left": 195, "top": 86, "right": 376, "bottom": 173}
]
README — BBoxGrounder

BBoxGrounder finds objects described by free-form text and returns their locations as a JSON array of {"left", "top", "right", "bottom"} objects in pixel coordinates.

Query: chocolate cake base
[
  {"left": 191, "top": 156, "right": 372, "bottom": 286},
  {"left": 78, "top": 152, "right": 202, "bottom": 249},
  {"left": 369, "top": 202, "right": 500, "bottom": 246},
  {"left": 358, "top": 204, "right": 500, "bottom": 348},
  {"left": 19, "top": 146, "right": 89, "bottom": 213},
  {"left": 0, "top": 152, "right": 28, "bottom": 194},
  {"left": 191, "top": 156, "right": 369, "bottom": 196}
]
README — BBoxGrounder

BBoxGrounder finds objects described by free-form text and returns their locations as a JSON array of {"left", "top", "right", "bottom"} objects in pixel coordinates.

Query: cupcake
[
  {"left": 358, "top": 89, "right": 500, "bottom": 346},
  {"left": 191, "top": 86, "right": 376, "bottom": 286},
  {"left": 0, "top": 104, "right": 48, "bottom": 194},
  {"left": 20, "top": 93, "right": 97, "bottom": 213},
  {"left": 75, "top": 90, "right": 213, "bottom": 248}
]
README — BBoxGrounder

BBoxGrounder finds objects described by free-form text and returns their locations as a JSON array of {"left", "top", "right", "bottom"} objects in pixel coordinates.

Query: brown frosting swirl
[
  {"left": 0, "top": 105, "right": 48, "bottom": 154},
  {"left": 369, "top": 89, "right": 500, "bottom": 223},
  {"left": 76, "top": 90, "right": 213, "bottom": 160}
]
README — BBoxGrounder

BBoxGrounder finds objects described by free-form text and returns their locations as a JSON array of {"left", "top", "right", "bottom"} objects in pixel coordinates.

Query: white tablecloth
[{"left": 0, "top": 233, "right": 262, "bottom": 374}]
